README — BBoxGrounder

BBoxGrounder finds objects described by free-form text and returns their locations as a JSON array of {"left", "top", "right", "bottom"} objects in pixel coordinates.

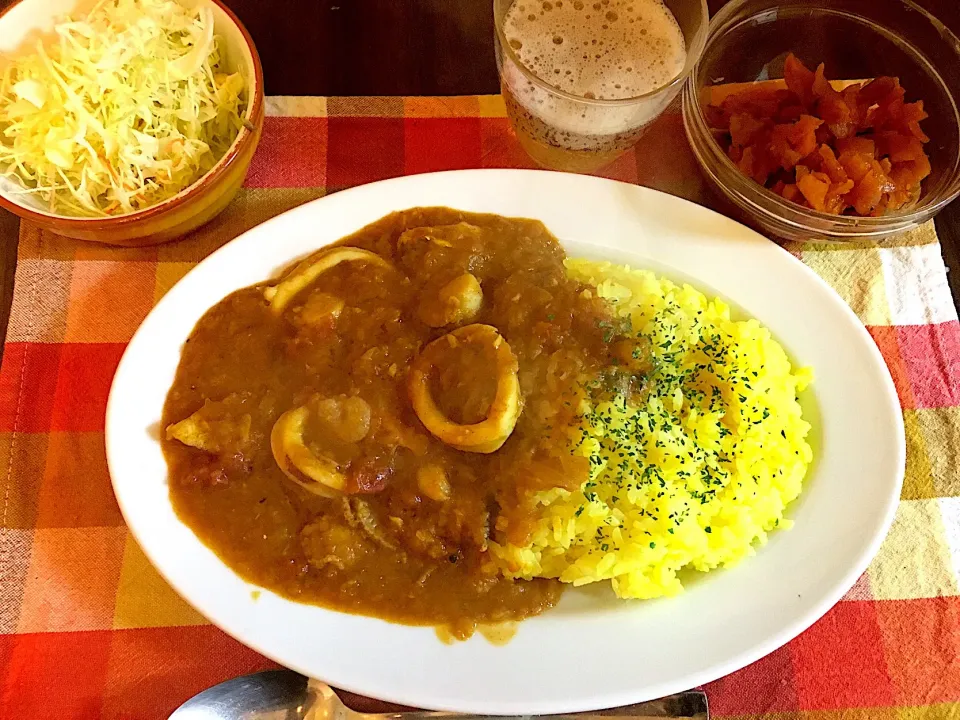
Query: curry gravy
[{"left": 163, "top": 208, "right": 641, "bottom": 634}]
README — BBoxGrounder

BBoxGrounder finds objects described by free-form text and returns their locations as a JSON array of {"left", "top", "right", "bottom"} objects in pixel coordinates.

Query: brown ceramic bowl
[{"left": 0, "top": 0, "right": 264, "bottom": 247}]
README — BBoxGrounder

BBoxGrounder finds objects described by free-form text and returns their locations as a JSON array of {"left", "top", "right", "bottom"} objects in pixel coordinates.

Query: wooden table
[{"left": 0, "top": 0, "right": 957, "bottom": 351}]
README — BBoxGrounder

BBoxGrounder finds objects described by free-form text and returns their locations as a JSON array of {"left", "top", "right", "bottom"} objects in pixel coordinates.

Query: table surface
[
  {"left": 0, "top": 2, "right": 958, "bottom": 716},
  {"left": 0, "top": 0, "right": 957, "bottom": 349}
]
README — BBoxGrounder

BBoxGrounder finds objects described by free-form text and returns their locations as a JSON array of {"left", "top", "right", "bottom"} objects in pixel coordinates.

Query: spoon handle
[
  {"left": 169, "top": 671, "right": 709, "bottom": 720},
  {"left": 361, "top": 691, "right": 709, "bottom": 719}
]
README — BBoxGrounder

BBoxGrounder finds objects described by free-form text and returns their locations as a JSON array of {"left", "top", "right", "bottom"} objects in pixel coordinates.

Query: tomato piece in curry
[{"left": 162, "top": 208, "right": 647, "bottom": 637}]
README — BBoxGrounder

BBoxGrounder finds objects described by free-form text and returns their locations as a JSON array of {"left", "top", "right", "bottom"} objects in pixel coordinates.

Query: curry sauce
[{"left": 162, "top": 208, "right": 644, "bottom": 635}]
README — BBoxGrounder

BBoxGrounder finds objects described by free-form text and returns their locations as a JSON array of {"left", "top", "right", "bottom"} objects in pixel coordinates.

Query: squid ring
[
  {"left": 270, "top": 406, "right": 346, "bottom": 497},
  {"left": 408, "top": 324, "right": 522, "bottom": 454},
  {"left": 263, "top": 247, "right": 391, "bottom": 314}
]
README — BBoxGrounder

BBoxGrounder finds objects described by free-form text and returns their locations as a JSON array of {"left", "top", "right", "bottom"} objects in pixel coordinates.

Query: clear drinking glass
[{"left": 494, "top": 0, "right": 709, "bottom": 172}]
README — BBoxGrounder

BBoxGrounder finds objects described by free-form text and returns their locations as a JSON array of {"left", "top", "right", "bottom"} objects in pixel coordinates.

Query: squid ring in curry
[
  {"left": 408, "top": 323, "right": 522, "bottom": 454},
  {"left": 263, "top": 247, "right": 391, "bottom": 314},
  {"left": 270, "top": 406, "right": 346, "bottom": 497}
]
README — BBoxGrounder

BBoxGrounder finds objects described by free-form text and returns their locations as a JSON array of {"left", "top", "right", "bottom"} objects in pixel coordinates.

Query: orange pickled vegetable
[
  {"left": 788, "top": 115, "right": 823, "bottom": 157},
  {"left": 729, "top": 113, "right": 767, "bottom": 147},
  {"left": 797, "top": 171, "right": 830, "bottom": 211},
  {"left": 781, "top": 183, "right": 802, "bottom": 203},
  {"left": 706, "top": 53, "right": 931, "bottom": 216},
  {"left": 835, "top": 136, "right": 875, "bottom": 158},
  {"left": 826, "top": 179, "right": 855, "bottom": 214},
  {"left": 873, "top": 132, "right": 925, "bottom": 162},
  {"left": 838, "top": 150, "right": 873, "bottom": 184},
  {"left": 784, "top": 53, "right": 815, "bottom": 108},
  {"left": 859, "top": 77, "right": 899, "bottom": 106},
  {"left": 849, "top": 169, "right": 885, "bottom": 215},
  {"left": 817, "top": 145, "right": 847, "bottom": 184}
]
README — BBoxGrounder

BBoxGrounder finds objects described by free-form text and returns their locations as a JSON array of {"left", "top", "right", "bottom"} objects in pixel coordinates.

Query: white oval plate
[{"left": 107, "top": 169, "right": 904, "bottom": 714}]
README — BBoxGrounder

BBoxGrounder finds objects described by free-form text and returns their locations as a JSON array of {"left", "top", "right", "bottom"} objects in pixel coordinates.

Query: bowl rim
[
  {"left": 684, "top": 0, "right": 960, "bottom": 230},
  {"left": 0, "top": 0, "right": 265, "bottom": 228}
]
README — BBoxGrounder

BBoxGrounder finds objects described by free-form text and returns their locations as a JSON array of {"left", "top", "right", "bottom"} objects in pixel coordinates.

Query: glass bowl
[{"left": 681, "top": 0, "right": 960, "bottom": 242}]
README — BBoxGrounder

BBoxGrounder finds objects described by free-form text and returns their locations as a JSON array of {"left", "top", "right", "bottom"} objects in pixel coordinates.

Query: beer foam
[{"left": 503, "top": 0, "right": 686, "bottom": 100}]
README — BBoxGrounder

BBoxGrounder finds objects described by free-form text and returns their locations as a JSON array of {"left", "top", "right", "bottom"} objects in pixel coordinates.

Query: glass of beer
[{"left": 495, "top": 0, "right": 709, "bottom": 172}]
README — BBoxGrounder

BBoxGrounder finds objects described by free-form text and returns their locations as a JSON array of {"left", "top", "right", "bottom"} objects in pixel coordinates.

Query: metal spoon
[{"left": 169, "top": 670, "right": 709, "bottom": 720}]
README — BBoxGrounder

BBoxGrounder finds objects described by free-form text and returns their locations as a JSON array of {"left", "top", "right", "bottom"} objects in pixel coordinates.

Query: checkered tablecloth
[{"left": 1, "top": 96, "right": 958, "bottom": 719}]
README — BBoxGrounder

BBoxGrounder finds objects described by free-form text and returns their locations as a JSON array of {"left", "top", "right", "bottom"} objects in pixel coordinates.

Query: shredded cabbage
[{"left": 0, "top": 0, "right": 248, "bottom": 217}]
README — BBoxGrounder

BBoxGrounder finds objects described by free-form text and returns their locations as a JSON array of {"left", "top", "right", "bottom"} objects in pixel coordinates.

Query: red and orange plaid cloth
[{"left": 0, "top": 96, "right": 958, "bottom": 719}]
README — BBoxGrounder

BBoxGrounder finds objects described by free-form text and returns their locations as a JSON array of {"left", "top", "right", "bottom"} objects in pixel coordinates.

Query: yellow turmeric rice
[{"left": 490, "top": 260, "right": 814, "bottom": 599}]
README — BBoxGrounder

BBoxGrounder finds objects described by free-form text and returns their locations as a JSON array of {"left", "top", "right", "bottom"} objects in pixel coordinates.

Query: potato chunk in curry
[{"left": 166, "top": 395, "right": 251, "bottom": 454}]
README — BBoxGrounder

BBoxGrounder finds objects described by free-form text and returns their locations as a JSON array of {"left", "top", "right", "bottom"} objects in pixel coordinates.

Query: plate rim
[{"left": 106, "top": 168, "right": 905, "bottom": 713}]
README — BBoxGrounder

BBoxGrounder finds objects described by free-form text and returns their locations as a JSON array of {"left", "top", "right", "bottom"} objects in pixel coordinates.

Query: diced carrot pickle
[
  {"left": 814, "top": 125, "right": 833, "bottom": 145},
  {"left": 769, "top": 126, "right": 801, "bottom": 169},
  {"left": 874, "top": 95, "right": 906, "bottom": 131},
  {"left": 900, "top": 101, "right": 928, "bottom": 125},
  {"left": 781, "top": 183, "right": 802, "bottom": 202},
  {"left": 706, "top": 55, "right": 930, "bottom": 216},
  {"left": 784, "top": 53, "right": 815, "bottom": 108},
  {"left": 788, "top": 115, "right": 823, "bottom": 157},
  {"left": 886, "top": 183, "right": 916, "bottom": 210},
  {"left": 797, "top": 171, "right": 829, "bottom": 211},
  {"left": 859, "top": 76, "right": 899, "bottom": 106},
  {"left": 776, "top": 103, "right": 804, "bottom": 124},
  {"left": 817, "top": 145, "right": 848, "bottom": 184},
  {"left": 729, "top": 113, "right": 767, "bottom": 147},
  {"left": 835, "top": 136, "right": 875, "bottom": 158},
  {"left": 892, "top": 155, "right": 931, "bottom": 185},
  {"left": 704, "top": 103, "right": 730, "bottom": 130},
  {"left": 722, "top": 87, "right": 788, "bottom": 118},
  {"left": 908, "top": 120, "right": 930, "bottom": 143},
  {"left": 825, "top": 179, "right": 855, "bottom": 214},
  {"left": 841, "top": 84, "right": 865, "bottom": 127},
  {"left": 812, "top": 63, "right": 832, "bottom": 99},
  {"left": 838, "top": 151, "right": 873, "bottom": 183},
  {"left": 831, "top": 179, "right": 855, "bottom": 196},
  {"left": 849, "top": 170, "right": 885, "bottom": 215},
  {"left": 888, "top": 135, "right": 925, "bottom": 163}
]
